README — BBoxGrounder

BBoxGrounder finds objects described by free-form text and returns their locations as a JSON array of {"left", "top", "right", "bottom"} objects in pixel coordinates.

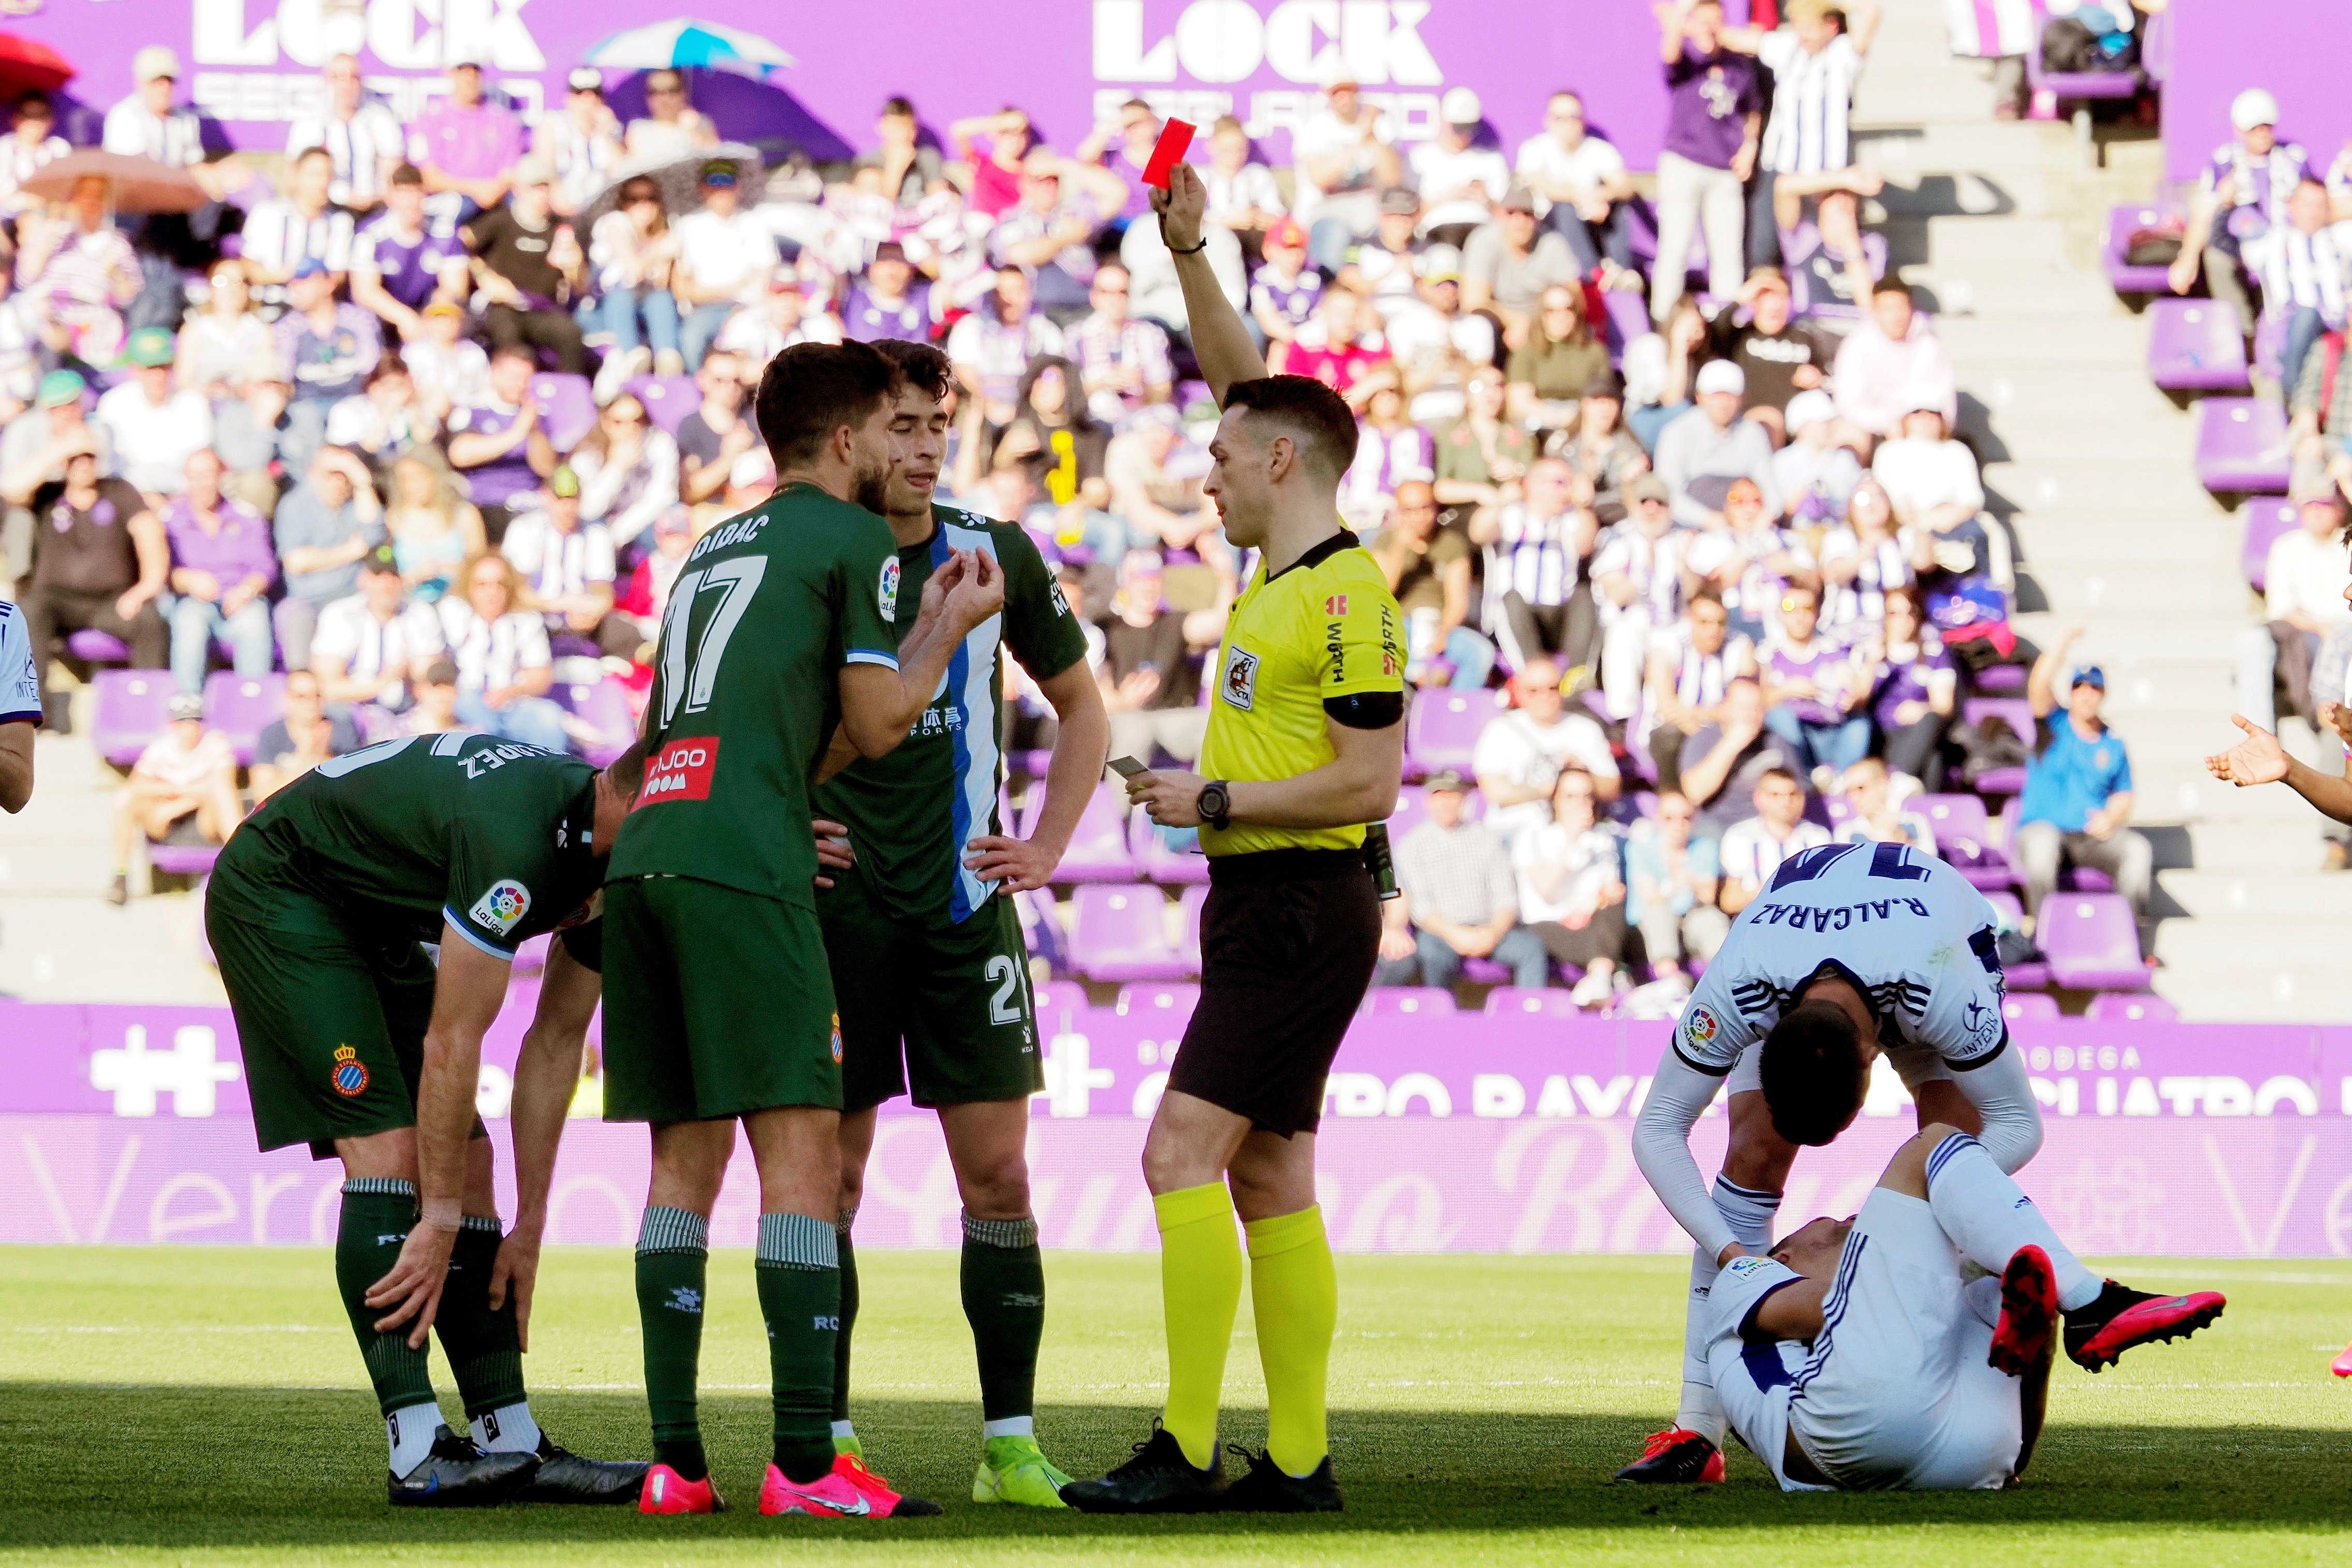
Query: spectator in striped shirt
[
  {"left": 14, "top": 176, "right": 140, "bottom": 368},
  {"left": 545, "top": 68, "right": 624, "bottom": 218},
  {"left": 1067, "top": 263, "right": 1172, "bottom": 422},
  {"left": 2258, "top": 180, "right": 2348, "bottom": 406},
  {"left": 285, "top": 54, "right": 404, "bottom": 213},
  {"left": 1469, "top": 455, "right": 1600, "bottom": 673},
  {"left": 2169, "top": 87, "right": 2311, "bottom": 325},
  {"left": 100, "top": 47, "right": 204, "bottom": 174},
  {"left": 1722, "top": 0, "right": 1884, "bottom": 268},
  {"left": 436, "top": 551, "right": 569, "bottom": 752},
  {"left": 240, "top": 147, "right": 357, "bottom": 290}
]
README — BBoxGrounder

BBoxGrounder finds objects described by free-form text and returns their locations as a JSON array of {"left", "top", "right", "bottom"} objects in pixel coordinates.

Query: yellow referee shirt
[{"left": 1198, "top": 530, "right": 1405, "bottom": 858}]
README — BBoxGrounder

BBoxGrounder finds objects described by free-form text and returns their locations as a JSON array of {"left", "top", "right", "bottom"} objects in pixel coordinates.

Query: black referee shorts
[{"left": 1167, "top": 848, "right": 1381, "bottom": 1138}]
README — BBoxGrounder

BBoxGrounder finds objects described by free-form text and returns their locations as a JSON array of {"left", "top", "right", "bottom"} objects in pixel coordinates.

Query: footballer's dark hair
[
  {"left": 1223, "top": 374, "right": 1358, "bottom": 483},
  {"left": 755, "top": 341, "right": 902, "bottom": 471},
  {"left": 869, "top": 338, "right": 955, "bottom": 404},
  {"left": 1758, "top": 1001, "right": 1869, "bottom": 1146}
]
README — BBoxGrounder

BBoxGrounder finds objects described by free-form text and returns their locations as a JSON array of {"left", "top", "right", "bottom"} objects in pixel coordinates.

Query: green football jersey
[
  {"left": 611, "top": 480, "right": 902, "bottom": 904},
  {"left": 210, "top": 732, "right": 603, "bottom": 958},
  {"left": 814, "top": 504, "right": 1089, "bottom": 925}
]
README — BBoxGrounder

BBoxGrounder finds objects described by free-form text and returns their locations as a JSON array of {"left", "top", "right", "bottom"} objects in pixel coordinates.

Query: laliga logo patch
[
  {"left": 878, "top": 556, "right": 900, "bottom": 621},
  {"left": 1725, "top": 1255, "right": 1771, "bottom": 1278},
  {"left": 830, "top": 1013, "right": 845, "bottom": 1064},
  {"left": 1686, "top": 1005, "right": 1719, "bottom": 1044},
  {"left": 331, "top": 1044, "right": 370, "bottom": 1098},
  {"left": 470, "top": 880, "right": 532, "bottom": 936}
]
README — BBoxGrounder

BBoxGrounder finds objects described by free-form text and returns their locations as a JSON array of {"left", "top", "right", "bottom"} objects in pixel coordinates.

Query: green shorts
[
  {"left": 207, "top": 873, "right": 462, "bottom": 1159},
  {"left": 819, "top": 888, "right": 1045, "bottom": 1112},
  {"left": 601, "top": 874, "right": 843, "bottom": 1123}
]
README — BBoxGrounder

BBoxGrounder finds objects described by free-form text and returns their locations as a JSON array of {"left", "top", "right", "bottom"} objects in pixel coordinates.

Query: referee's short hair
[
  {"left": 1758, "top": 1000, "right": 1869, "bottom": 1146},
  {"left": 756, "top": 341, "right": 903, "bottom": 470},
  {"left": 1225, "top": 375, "right": 1358, "bottom": 482},
  {"left": 869, "top": 338, "right": 955, "bottom": 404}
]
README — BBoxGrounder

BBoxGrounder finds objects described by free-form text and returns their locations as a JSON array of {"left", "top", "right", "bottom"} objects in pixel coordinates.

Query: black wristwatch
[{"left": 1197, "top": 780, "right": 1232, "bottom": 832}]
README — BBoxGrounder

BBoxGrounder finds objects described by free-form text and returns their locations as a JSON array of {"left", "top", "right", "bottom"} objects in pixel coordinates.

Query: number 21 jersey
[
  {"left": 1673, "top": 842, "right": 2010, "bottom": 1076},
  {"left": 610, "top": 481, "right": 903, "bottom": 903}
]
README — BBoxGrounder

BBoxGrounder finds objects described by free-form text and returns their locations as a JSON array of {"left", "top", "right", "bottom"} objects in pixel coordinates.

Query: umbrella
[
  {"left": 21, "top": 150, "right": 208, "bottom": 213},
  {"left": 584, "top": 18, "right": 795, "bottom": 79},
  {"left": 575, "top": 141, "right": 768, "bottom": 232},
  {"left": 0, "top": 32, "right": 74, "bottom": 97}
]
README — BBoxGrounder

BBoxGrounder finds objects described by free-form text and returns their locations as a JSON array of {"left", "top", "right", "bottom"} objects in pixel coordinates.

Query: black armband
[{"left": 1323, "top": 691, "right": 1405, "bottom": 730}]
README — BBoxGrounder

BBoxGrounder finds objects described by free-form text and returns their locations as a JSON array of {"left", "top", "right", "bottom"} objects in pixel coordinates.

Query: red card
[{"left": 1141, "top": 118, "right": 1196, "bottom": 189}]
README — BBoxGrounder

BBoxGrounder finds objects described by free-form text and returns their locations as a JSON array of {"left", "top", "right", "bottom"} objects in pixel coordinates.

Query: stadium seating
[
  {"left": 529, "top": 372, "right": 598, "bottom": 453},
  {"left": 1133, "top": 819, "right": 1209, "bottom": 885},
  {"left": 2240, "top": 498, "right": 2299, "bottom": 593},
  {"left": 1973, "top": 663, "right": 2026, "bottom": 693},
  {"left": 201, "top": 673, "right": 286, "bottom": 769},
  {"left": 1065, "top": 885, "right": 1188, "bottom": 982},
  {"left": 2192, "top": 397, "right": 2291, "bottom": 497},
  {"left": 2025, "top": 14, "right": 2144, "bottom": 153},
  {"left": 2001, "top": 992, "right": 2061, "bottom": 1021},
  {"left": 65, "top": 629, "right": 130, "bottom": 666},
  {"left": 1918, "top": 793, "right": 2017, "bottom": 888},
  {"left": 1405, "top": 688, "right": 1500, "bottom": 778},
  {"left": 2104, "top": 203, "right": 2183, "bottom": 297},
  {"left": 1177, "top": 883, "right": 1207, "bottom": 970},
  {"left": 1482, "top": 986, "right": 1586, "bottom": 1018},
  {"left": 2086, "top": 991, "right": 2178, "bottom": 1021},
  {"left": 1982, "top": 890, "right": 2052, "bottom": 991},
  {"left": 2145, "top": 299, "right": 2248, "bottom": 394},
  {"left": 91, "top": 671, "right": 171, "bottom": 769},
  {"left": 1013, "top": 888, "right": 1070, "bottom": 974},
  {"left": 146, "top": 843, "right": 221, "bottom": 879},
  {"left": 2252, "top": 312, "right": 2287, "bottom": 387},
  {"left": 1362, "top": 987, "right": 1455, "bottom": 1016},
  {"left": 627, "top": 375, "right": 703, "bottom": 435},
  {"left": 1962, "top": 697, "right": 2037, "bottom": 796},
  {"left": 551, "top": 678, "right": 635, "bottom": 766},
  {"left": 2038, "top": 892, "right": 2151, "bottom": 991},
  {"left": 1031, "top": 978, "right": 1089, "bottom": 1026},
  {"left": 1029, "top": 784, "right": 1138, "bottom": 882},
  {"left": 1115, "top": 981, "right": 1199, "bottom": 1021}
]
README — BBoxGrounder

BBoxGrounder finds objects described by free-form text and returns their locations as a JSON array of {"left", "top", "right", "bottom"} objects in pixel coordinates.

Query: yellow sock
[
  {"left": 1155, "top": 1182, "right": 1243, "bottom": 1471},
  {"left": 1246, "top": 1205, "right": 1337, "bottom": 1478}
]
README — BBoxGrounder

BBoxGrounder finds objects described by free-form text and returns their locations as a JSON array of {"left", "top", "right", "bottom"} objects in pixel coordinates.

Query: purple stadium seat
[
  {"left": 1601, "top": 290, "right": 1648, "bottom": 363},
  {"left": 2241, "top": 499, "right": 2300, "bottom": 593},
  {"left": 92, "top": 670, "right": 172, "bottom": 768},
  {"left": 201, "top": 671, "right": 285, "bottom": 768},
  {"left": 627, "top": 375, "right": 703, "bottom": 435},
  {"left": 2086, "top": 991, "right": 2178, "bottom": 1022},
  {"left": 1963, "top": 697, "right": 2037, "bottom": 796},
  {"left": 1406, "top": 688, "right": 1501, "bottom": 778},
  {"left": 2039, "top": 892, "right": 2150, "bottom": 991},
  {"left": 1178, "top": 884, "right": 1207, "bottom": 969},
  {"left": 2145, "top": 298, "right": 2248, "bottom": 393},
  {"left": 1918, "top": 793, "right": 2016, "bottom": 888},
  {"left": 1024, "top": 783, "right": 1139, "bottom": 882},
  {"left": 1973, "top": 663, "right": 2026, "bottom": 694},
  {"left": 529, "top": 373, "right": 597, "bottom": 453},
  {"left": 1067, "top": 885, "right": 1189, "bottom": 983},
  {"left": 1460, "top": 958, "right": 1512, "bottom": 985},
  {"left": 147, "top": 843, "right": 222, "bottom": 878},
  {"left": 1116, "top": 981, "right": 1200, "bottom": 1021},
  {"left": 1982, "top": 890, "right": 2052, "bottom": 991},
  {"left": 1031, "top": 979, "right": 1089, "bottom": 1025},
  {"left": 2024, "top": 14, "right": 2143, "bottom": 142},
  {"left": 1362, "top": 986, "right": 1456, "bottom": 1016},
  {"left": 1013, "top": 888, "right": 1070, "bottom": 975},
  {"left": 65, "top": 628, "right": 130, "bottom": 665},
  {"left": 2253, "top": 311, "right": 2286, "bottom": 386},
  {"left": 551, "top": 678, "right": 635, "bottom": 766},
  {"left": 2059, "top": 864, "right": 2114, "bottom": 892},
  {"left": 2105, "top": 203, "right": 2182, "bottom": 296},
  {"left": 1483, "top": 986, "right": 1582, "bottom": 1018},
  {"left": 1134, "top": 819, "right": 1210, "bottom": 885},
  {"left": 2001, "top": 992, "right": 2061, "bottom": 1021},
  {"left": 1387, "top": 785, "right": 1429, "bottom": 841},
  {"left": 2193, "top": 397, "right": 2291, "bottom": 496}
]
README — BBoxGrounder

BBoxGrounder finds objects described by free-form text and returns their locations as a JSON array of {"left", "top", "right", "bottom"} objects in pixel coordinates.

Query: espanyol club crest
[
  {"left": 830, "top": 1014, "right": 845, "bottom": 1063},
  {"left": 331, "top": 1044, "right": 370, "bottom": 1097},
  {"left": 878, "top": 556, "right": 901, "bottom": 621}
]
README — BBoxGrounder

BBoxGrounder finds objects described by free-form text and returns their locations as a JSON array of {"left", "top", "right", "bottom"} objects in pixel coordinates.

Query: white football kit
[
  {"left": 1708, "top": 1190, "right": 2025, "bottom": 1492},
  {"left": 0, "top": 598, "right": 39, "bottom": 727}
]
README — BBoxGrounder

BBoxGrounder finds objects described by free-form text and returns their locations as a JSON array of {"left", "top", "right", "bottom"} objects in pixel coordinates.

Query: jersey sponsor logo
[
  {"left": 470, "top": 880, "right": 532, "bottom": 936},
  {"left": 879, "top": 556, "right": 901, "bottom": 621},
  {"left": 1962, "top": 995, "right": 2003, "bottom": 1054},
  {"left": 638, "top": 737, "right": 721, "bottom": 806},
  {"left": 1221, "top": 646, "right": 1261, "bottom": 710},
  {"left": 330, "top": 1044, "right": 370, "bottom": 1098},
  {"left": 1324, "top": 593, "right": 1349, "bottom": 616}
]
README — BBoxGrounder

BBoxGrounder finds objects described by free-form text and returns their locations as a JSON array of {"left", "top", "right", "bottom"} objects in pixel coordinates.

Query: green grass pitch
[{"left": 3, "top": 1247, "right": 2350, "bottom": 1563}]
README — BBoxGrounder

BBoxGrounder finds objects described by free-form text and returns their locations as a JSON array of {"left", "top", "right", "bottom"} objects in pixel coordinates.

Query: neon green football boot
[{"left": 973, "top": 1434, "right": 1072, "bottom": 1507}]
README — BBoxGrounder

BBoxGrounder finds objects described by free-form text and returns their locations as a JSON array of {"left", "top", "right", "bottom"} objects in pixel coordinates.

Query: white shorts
[
  {"left": 1709, "top": 1315, "right": 1831, "bottom": 1492},
  {"left": 1727, "top": 1039, "right": 1953, "bottom": 1098},
  {"left": 1784, "top": 1189, "right": 2022, "bottom": 1490}
]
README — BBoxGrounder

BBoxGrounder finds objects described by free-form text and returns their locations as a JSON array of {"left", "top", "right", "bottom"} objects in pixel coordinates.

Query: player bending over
[
  {"left": 206, "top": 732, "right": 649, "bottom": 1506},
  {"left": 1623, "top": 842, "right": 2043, "bottom": 1483},
  {"left": 602, "top": 341, "right": 1005, "bottom": 1521},
  {"left": 1713, "top": 1123, "right": 2225, "bottom": 1490},
  {"left": 811, "top": 337, "right": 1109, "bottom": 1506}
]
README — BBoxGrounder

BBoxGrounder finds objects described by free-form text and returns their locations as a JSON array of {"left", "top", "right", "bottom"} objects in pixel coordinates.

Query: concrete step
[
  {"left": 1852, "top": 66, "right": 1997, "bottom": 127},
  {"left": 1987, "top": 460, "right": 2220, "bottom": 516},
  {"left": 2006, "top": 518, "right": 2231, "bottom": 564},
  {"left": 2158, "top": 870, "right": 2352, "bottom": 920},
  {"left": 2183, "top": 819, "right": 2338, "bottom": 868},
  {"left": 2138, "top": 767, "right": 2329, "bottom": 826},
  {"left": 1854, "top": 121, "right": 2075, "bottom": 175},
  {"left": 0, "top": 893, "right": 223, "bottom": 1003},
  {"left": 1967, "top": 412, "right": 2193, "bottom": 465},
  {"left": 0, "top": 843, "right": 122, "bottom": 897},
  {"left": 1969, "top": 366, "right": 2185, "bottom": 422},
  {"left": 2152, "top": 920, "right": 2352, "bottom": 968},
  {"left": 1906, "top": 266, "right": 2129, "bottom": 318},
  {"left": 1871, "top": 168, "right": 2053, "bottom": 221},
  {"left": 1882, "top": 215, "right": 2069, "bottom": 268},
  {"left": 2152, "top": 970, "right": 2352, "bottom": 1023},
  {"left": 2021, "top": 563, "right": 2255, "bottom": 618},
  {"left": 1936, "top": 313, "right": 2152, "bottom": 363}
]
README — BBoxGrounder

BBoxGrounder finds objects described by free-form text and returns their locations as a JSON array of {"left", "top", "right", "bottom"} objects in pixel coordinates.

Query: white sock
[
  {"left": 831, "top": 1420, "right": 857, "bottom": 1441},
  {"left": 1674, "top": 1178, "right": 1782, "bottom": 1442},
  {"left": 470, "top": 1400, "right": 541, "bottom": 1455},
  {"left": 1925, "top": 1133, "right": 2102, "bottom": 1311},
  {"left": 387, "top": 1401, "right": 443, "bottom": 1475},
  {"left": 983, "top": 1416, "right": 1035, "bottom": 1441}
]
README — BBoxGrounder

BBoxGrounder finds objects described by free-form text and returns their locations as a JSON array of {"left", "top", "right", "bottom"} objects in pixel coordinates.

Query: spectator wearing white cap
[
  {"left": 1292, "top": 69, "right": 1403, "bottom": 272},
  {"left": 1513, "top": 90, "right": 1639, "bottom": 286},
  {"left": 285, "top": 53, "right": 405, "bottom": 213},
  {"left": 2169, "top": 86, "right": 2312, "bottom": 325},
  {"left": 1653, "top": 0, "right": 1764, "bottom": 323},
  {"left": 2235, "top": 488, "right": 2352, "bottom": 735},
  {"left": 1831, "top": 280, "right": 1955, "bottom": 446},
  {"left": 101, "top": 47, "right": 204, "bottom": 172},
  {"left": 1773, "top": 388, "right": 1863, "bottom": 524},
  {"left": 107, "top": 690, "right": 241, "bottom": 906},
  {"left": 671, "top": 157, "right": 780, "bottom": 371},
  {"left": 1653, "top": 359, "right": 1780, "bottom": 529},
  {"left": 1410, "top": 89, "right": 1513, "bottom": 252},
  {"left": 1591, "top": 473, "right": 1699, "bottom": 720},
  {"left": 1382, "top": 247, "right": 1496, "bottom": 422},
  {"left": 542, "top": 68, "right": 625, "bottom": 217}
]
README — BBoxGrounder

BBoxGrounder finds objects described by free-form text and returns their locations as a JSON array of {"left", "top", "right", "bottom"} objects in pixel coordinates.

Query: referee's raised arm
[{"left": 1151, "top": 165, "right": 1266, "bottom": 405}]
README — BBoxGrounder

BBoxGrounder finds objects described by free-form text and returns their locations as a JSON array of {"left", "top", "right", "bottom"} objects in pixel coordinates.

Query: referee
[{"left": 1060, "top": 165, "right": 1405, "bottom": 1517}]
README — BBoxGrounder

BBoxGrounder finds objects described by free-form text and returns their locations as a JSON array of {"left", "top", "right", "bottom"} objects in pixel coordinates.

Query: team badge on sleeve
[
  {"left": 879, "top": 556, "right": 901, "bottom": 621},
  {"left": 469, "top": 879, "right": 532, "bottom": 936},
  {"left": 331, "top": 1044, "right": 370, "bottom": 1097}
]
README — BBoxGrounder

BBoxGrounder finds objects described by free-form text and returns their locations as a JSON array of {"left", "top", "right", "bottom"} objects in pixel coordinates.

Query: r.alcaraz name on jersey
[
  {"left": 814, "top": 504, "right": 1088, "bottom": 926},
  {"left": 1674, "top": 841, "right": 2009, "bottom": 1074}
]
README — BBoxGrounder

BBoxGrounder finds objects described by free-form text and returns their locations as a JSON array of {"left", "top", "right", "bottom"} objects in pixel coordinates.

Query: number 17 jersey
[
  {"left": 1673, "top": 842, "right": 2010, "bottom": 1077},
  {"left": 609, "top": 481, "right": 903, "bottom": 904}
]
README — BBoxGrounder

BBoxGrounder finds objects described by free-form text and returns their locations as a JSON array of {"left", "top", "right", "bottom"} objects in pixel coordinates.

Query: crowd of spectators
[{"left": 0, "top": 10, "right": 2155, "bottom": 975}]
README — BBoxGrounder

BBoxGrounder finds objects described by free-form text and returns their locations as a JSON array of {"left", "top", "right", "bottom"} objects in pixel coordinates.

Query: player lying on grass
[
  {"left": 1624, "top": 842, "right": 2044, "bottom": 1483},
  {"left": 811, "top": 338, "right": 1109, "bottom": 1508},
  {"left": 205, "top": 732, "right": 651, "bottom": 1506},
  {"left": 1712, "top": 1122, "right": 2226, "bottom": 1490}
]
